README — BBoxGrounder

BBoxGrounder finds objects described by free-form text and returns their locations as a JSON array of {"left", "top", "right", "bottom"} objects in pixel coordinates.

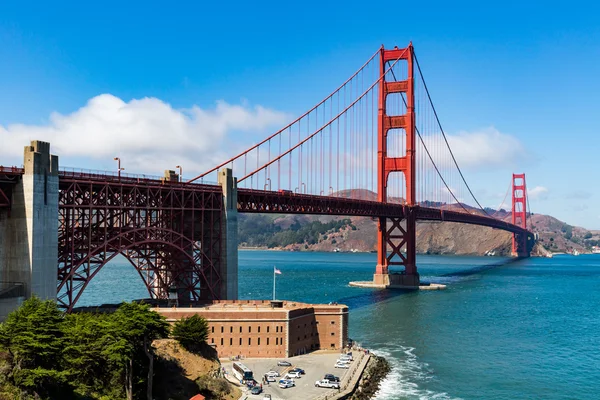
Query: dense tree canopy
[
  {"left": 171, "top": 314, "right": 209, "bottom": 351},
  {"left": 238, "top": 214, "right": 353, "bottom": 248},
  {"left": 0, "top": 298, "right": 169, "bottom": 400}
]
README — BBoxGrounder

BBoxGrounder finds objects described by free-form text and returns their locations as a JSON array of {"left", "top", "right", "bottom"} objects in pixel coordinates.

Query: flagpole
[{"left": 273, "top": 266, "right": 276, "bottom": 301}]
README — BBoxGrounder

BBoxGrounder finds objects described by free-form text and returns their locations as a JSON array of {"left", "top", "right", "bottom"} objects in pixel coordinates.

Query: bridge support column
[
  {"left": 373, "top": 44, "right": 420, "bottom": 288},
  {"left": 0, "top": 141, "right": 58, "bottom": 307},
  {"left": 218, "top": 168, "right": 238, "bottom": 300},
  {"left": 374, "top": 208, "right": 419, "bottom": 287}
]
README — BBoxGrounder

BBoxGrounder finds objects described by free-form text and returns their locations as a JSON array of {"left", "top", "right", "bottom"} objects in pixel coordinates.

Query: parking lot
[{"left": 221, "top": 351, "right": 353, "bottom": 400}]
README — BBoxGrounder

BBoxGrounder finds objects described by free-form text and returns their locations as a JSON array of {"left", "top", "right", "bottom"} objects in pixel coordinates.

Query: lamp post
[
  {"left": 176, "top": 165, "right": 182, "bottom": 182},
  {"left": 114, "top": 157, "right": 124, "bottom": 181}
]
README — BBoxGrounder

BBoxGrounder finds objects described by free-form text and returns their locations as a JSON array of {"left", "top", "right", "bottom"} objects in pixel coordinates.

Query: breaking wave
[{"left": 372, "top": 345, "right": 461, "bottom": 400}]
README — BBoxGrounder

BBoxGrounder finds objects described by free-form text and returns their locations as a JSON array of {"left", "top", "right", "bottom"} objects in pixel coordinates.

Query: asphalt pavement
[{"left": 222, "top": 351, "right": 353, "bottom": 400}]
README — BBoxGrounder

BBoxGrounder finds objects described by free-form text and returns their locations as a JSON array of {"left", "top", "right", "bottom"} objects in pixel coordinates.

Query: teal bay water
[{"left": 79, "top": 251, "right": 600, "bottom": 399}]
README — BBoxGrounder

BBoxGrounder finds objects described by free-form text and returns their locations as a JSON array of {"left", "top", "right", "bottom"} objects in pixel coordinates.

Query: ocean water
[{"left": 79, "top": 251, "right": 600, "bottom": 399}]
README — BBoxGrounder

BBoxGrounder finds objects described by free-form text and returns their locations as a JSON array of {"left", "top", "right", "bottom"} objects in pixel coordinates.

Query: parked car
[
  {"left": 334, "top": 361, "right": 350, "bottom": 369},
  {"left": 278, "top": 378, "right": 295, "bottom": 388},
  {"left": 290, "top": 367, "right": 305, "bottom": 375},
  {"left": 264, "top": 374, "right": 276, "bottom": 382},
  {"left": 250, "top": 386, "right": 263, "bottom": 395},
  {"left": 315, "top": 379, "right": 340, "bottom": 389},
  {"left": 277, "top": 360, "right": 292, "bottom": 366},
  {"left": 324, "top": 374, "right": 340, "bottom": 382},
  {"left": 336, "top": 358, "right": 351, "bottom": 364},
  {"left": 285, "top": 371, "right": 301, "bottom": 379},
  {"left": 262, "top": 395, "right": 272, "bottom": 400},
  {"left": 340, "top": 354, "right": 353, "bottom": 361},
  {"left": 265, "top": 370, "right": 280, "bottom": 378}
]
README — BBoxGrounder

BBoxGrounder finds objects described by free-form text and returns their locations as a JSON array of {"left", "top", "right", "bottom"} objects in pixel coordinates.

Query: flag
[{"left": 274, "top": 267, "right": 282, "bottom": 275}]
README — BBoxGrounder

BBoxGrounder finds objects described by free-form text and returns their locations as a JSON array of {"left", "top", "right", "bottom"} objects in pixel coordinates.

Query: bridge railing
[
  {"left": 0, "top": 281, "right": 25, "bottom": 299},
  {"left": 59, "top": 167, "right": 217, "bottom": 186},
  {"left": 0, "top": 166, "right": 24, "bottom": 175},
  {"left": 60, "top": 166, "right": 163, "bottom": 181}
]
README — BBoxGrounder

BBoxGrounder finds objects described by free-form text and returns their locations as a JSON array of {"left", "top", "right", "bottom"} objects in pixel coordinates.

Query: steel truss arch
[{"left": 58, "top": 226, "right": 219, "bottom": 311}]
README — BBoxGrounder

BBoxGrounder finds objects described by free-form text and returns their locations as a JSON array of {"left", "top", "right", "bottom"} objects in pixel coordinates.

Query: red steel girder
[{"left": 57, "top": 175, "right": 224, "bottom": 311}]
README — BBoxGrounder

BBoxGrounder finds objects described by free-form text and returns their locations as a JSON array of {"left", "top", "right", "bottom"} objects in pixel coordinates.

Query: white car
[
  {"left": 285, "top": 371, "right": 301, "bottom": 379},
  {"left": 266, "top": 370, "right": 280, "bottom": 378},
  {"left": 278, "top": 378, "right": 295, "bottom": 388},
  {"left": 315, "top": 379, "right": 340, "bottom": 389},
  {"left": 340, "top": 355, "right": 353, "bottom": 361},
  {"left": 334, "top": 361, "right": 350, "bottom": 369},
  {"left": 336, "top": 358, "right": 351, "bottom": 364}
]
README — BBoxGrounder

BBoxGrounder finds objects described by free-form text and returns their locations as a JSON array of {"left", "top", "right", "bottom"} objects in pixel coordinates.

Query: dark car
[
  {"left": 290, "top": 367, "right": 305, "bottom": 375},
  {"left": 277, "top": 360, "right": 292, "bottom": 366},
  {"left": 324, "top": 374, "right": 340, "bottom": 382},
  {"left": 250, "top": 386, "right": 263, "bottom": 395}
]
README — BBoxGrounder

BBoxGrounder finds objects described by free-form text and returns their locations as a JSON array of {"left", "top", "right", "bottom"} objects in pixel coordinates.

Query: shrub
[
  {"left": 172, "top": 315, "right": 209, "bottom": 351},
  {"left": 196, "top": 375, "right": 231, "bottom": 397}
]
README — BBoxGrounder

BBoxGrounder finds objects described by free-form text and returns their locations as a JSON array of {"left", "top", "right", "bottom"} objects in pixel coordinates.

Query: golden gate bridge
[{"left": 0, "top": 44, "right": 533, "bottom": 312}]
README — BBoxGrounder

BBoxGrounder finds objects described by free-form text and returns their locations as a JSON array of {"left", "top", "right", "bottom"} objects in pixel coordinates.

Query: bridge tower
[
  {"left": 374, "top": 44, "right": 420, "bottom": 287},
  {"left": 511, "top": 173, "right": 529, "bottom": 257},
  {"left": 0, "top": 141, "right": 59, "bottom": 320}
]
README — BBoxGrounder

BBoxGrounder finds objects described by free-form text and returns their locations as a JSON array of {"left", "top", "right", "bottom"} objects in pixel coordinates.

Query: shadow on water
[
  {"left": 337, "top": 257, "right": 527, "bottom": 311},
  {"left": 337, "top": 287, "right": 415, "bottom": 311},
  {"left": 441, "top": 257, "right": 525, "bottom": 277}
]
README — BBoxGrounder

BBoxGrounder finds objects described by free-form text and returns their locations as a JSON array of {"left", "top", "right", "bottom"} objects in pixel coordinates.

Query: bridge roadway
[
  {"left": 57, "top": 169, "right": 531, "bottom": 238},
  {"left": 236, "top": 188, "right": 531, "bottom": 236},
  {"left": 1, "top": 167, "right": 531, "bottom": 238}
]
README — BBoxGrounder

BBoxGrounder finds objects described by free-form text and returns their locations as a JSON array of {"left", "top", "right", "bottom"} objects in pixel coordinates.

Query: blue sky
[{"left": 1, "top": 1, "right": 599, "bottom": 228}]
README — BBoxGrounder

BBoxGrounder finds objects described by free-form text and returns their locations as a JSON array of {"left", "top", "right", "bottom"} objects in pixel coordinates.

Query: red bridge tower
[
  {"left": 511, "top": 173, "right": 529, "bottom": 257},
  {"left": 374, "top": 44, "right": 420, "bottom": 287}
]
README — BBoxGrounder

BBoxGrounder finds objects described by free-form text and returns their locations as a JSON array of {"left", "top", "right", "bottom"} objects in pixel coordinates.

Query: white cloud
[
  {"left": 566, "top": 190, "right": 592, "bottom": 199},
  {"left": 528, "top": 186, "right": 549, "bottom": 200},
  {"left": 0, "top": 94, "right": 289, "bottom": 176},
  {"left": 421, "top": 127, "right": 527, "bottom": 169}
]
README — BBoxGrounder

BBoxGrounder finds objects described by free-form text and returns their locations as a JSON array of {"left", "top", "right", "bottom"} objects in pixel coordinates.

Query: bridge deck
[
  {"left": 237, "top": 189, "right": 530, "bottom": 236},
  {"left": 0, "top": 168, "right": 531, "bottom": 237}
]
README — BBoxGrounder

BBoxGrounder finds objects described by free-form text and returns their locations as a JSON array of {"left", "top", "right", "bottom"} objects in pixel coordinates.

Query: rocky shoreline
[{"left": 349, "top": 355, "right": 391, "bottom": 400}]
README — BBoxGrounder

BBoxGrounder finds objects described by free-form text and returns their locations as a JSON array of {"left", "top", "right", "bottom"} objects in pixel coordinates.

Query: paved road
[{"left": 222, "top": 351, "right": 355, "bottom": 400}]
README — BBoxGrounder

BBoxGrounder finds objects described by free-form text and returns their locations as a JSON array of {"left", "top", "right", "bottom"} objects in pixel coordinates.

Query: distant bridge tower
[
  {"left": 374, "top": 44, "right": 419, "bottom": 287},
  {"left": 511, "top": 173, "right": 529, "bottom": 257}
]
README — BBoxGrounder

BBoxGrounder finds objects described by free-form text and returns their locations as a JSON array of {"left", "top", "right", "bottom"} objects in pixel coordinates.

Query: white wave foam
[{"left": 372, "top": 345, "right": 462, "bottom": 400}]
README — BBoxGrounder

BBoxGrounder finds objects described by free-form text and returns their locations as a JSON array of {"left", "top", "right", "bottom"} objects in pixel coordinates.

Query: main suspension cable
[{"left": 413, "top": 51, "right": 490, "bottom": 216}]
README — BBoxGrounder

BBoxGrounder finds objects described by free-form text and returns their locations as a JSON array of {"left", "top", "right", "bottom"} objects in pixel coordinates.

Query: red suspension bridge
[{"left": 0, "top": 44, "right": 534, "bottom": 312}]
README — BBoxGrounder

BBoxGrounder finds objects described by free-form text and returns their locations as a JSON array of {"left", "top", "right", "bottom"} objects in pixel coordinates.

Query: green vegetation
[
  {"left": 561, "top": 224, "right": 573, "bottom": 240},
  {"left": 171, "top": 315, "right": 209, "bottom": 352},
  {"left": 0, "top": 297, "right": 169, "bottom": 400},
  {"left": 196, "top": 375, "right": 232, "bottom": 398},
  {"left": 238, "top": 214, "right": 353, "bottom": 248}
]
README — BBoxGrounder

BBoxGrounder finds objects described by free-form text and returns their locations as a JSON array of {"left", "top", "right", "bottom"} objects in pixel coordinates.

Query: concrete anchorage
[
  {"left": 0, "top": 141, "right": 59, "bottom": 320},
  {"left": 218, "top": 168, "right": 238, "bottom": 300}
]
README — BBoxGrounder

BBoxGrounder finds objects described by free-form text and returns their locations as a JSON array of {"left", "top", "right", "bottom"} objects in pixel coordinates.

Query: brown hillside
[
  {"left": 153, "top": 339, "right": 241, "bottom": 400},
  {"left": 247, "top": 212, "right": 595, "bottom": 256}
]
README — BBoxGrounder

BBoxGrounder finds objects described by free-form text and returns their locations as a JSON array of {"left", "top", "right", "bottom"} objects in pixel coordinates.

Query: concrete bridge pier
[
  {"left": 0, "top": 141, "right": 58, "bottom": 320},
  {"left": 218, "top": 168, "right": 238, "bottom": 300}
]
